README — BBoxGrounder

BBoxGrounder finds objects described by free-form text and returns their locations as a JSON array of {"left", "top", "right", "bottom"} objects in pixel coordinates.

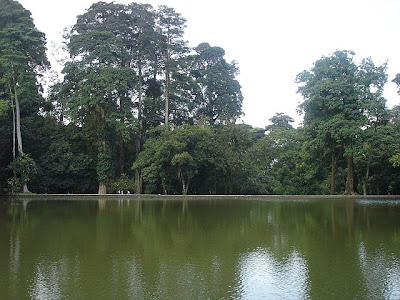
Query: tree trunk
[
  {"left": 10, "top": 90, "right": 17, "bottom": 181},
  {"left": 118, "top": 132, "right": 125, "bottom": 176},
  {"left": 10, "top": 87, "right": 16, "bottom": 161},
  {"left": 162, "top": 178, "right": 168, "bottom": 195},
  {"left": 13, "top": 72, "right": 30, "bottom": 193},
  {"left": 97, "top": 106, "right": 108, "bottom": 195},
  {"left": 13, "top": 74, "right": 23, "bottom": 156},
  {"left": 181, "top": 174, "right": 190, "bottom": 195},
  {"left": 362, "top": 147, "right": 372, "bottom": 196},
  {"left": 362, "top": 179, "right": 367, "bottom": 196},
  {"left": 330, "top": 154, "right": 337, "bottom": 195},
  {"left": 135, "top": 170, "right": 142, "bottom": 194},
  {"left": 22, "top": 183, "right": 30, "bottom": 193},
  {"left": 182, "top": 178, "right": 187, "bottom": 195},
  {"left": 345, "top": 155, "right": 355, "bottom": 195},
  {"left": 118, "top": 90, "right": 125, "bottom": 176},
  {"left": 135, "top": 63, "right": 144, "bottom": 194},
  {"left": 165, "top": 50, "right": 170, "bottom": 128},
  {"left": 98, "top": 182, "right": 107, "bottom": 194}
]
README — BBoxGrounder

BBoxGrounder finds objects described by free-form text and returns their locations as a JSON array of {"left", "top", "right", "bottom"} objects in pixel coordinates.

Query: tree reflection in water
[{"left": 1, "top": 198, "right": 399, "bottom": 299}]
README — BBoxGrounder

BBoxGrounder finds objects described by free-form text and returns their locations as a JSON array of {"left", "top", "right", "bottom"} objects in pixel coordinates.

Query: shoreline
[{"left": 3, "top": 194, "right": 400, "bottom": 201}]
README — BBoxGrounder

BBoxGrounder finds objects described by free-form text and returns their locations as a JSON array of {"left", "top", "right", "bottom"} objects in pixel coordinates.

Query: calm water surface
[{"left": 1, "top": 197, "right": 399, "bottom": 299}]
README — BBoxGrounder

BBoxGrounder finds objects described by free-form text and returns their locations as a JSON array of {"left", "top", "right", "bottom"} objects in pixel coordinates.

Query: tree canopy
[
  {"left": 0, "top": 0, "right": 49, "bottom": 192},
  {"left": 296, "top": 50, "right": 388, "bottom": 194},
  {"left": 0, "top": 1, "right": 399, "bottom": 196}
]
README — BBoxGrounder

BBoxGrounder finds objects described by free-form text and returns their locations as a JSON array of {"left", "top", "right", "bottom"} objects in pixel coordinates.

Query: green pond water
[{"left": 0, "top": 197, "right": 399, "bottom": 299}]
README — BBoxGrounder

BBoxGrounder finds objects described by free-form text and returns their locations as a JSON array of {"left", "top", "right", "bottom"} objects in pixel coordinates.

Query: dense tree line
[{"left": 0, "top": 0, "right": 399, "bottom": 195}]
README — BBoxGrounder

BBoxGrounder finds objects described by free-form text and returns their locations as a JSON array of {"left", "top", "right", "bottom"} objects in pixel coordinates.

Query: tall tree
[
  {"left": 59, "top": 2, "right": 136, "bottom": 194},
  {"left": 265, "top": 113, "right": 294, "bottom": 131},
  {"left": 122, "top": 3, "right": 159, "bottom": 194},
  {"left": 297, "top": 50, "right": 387, "bottom": 194},
  {"left": 191, "top": 43, "right": 243, "bottom": 125},
  {"left": 156, "top": 5, "right": 187, "bottom": 127},
  {"left": 0, "top": 0, "right": 49, "bottom": 192}
]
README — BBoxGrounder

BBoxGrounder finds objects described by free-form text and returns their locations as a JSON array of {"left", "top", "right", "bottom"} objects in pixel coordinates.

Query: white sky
[{"left": 17, "top": 0, "right": 400, "bottom": 128}]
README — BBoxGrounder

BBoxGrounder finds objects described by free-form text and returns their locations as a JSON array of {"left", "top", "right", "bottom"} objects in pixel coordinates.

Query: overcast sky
[{"left": 17, "top": 0, "right": 400, "bottom": 128}]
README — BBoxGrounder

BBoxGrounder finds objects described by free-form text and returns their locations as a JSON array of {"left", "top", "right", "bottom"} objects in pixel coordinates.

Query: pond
[{"left": 1, "top": 197, "right": 400, "bottom": 299}]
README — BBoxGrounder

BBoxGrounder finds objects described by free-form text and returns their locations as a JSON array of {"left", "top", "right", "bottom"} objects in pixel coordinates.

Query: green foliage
[
  {"left": 354, "top": 123, "right": 399, "bottom": 194},
  {"left": 388, "top": 105, "right": 400, "bottom": 171},
  {"left": 244, "top": 127, "right": 308, "bottom": 194},
  {"left": 390, "top": 154, "right": 400, "bottom": 167},
  {"left": 297, "top": 50, "right": 388, "bottom": 194},
  {"left": 0, "top": 99, "right": 8, "bottom": 117},
  {"left": 1, "top": 1, "right": 398, "bottom": 196},
  {"left": 0, "top": 0, "right": 49, "bottom": 108},
  {"left": 134, "top": 125, "right": 230, "bottom": 194},
  {"left": 109, "top": 174, "right": 135, "bottom": 193},
  {"left": 0, "top": 0, "right": 49, "bottom": 192},
  {"left": 96, "top": 146, "right": 116, "bottom": 183},
  {"left": 133, "top": 124, "right": 270, "bottom": 195},
  {"left": 171, "top": 151, "right": 195, "bottom": 194},
  {"left": 266, "top": 113, "right": 294, "bottom": 131},
  {"left": 0, "top": 0, "right": 48, "bottom": 72},
  {"left": 8, "top": 154, "right": 36, "bottom": 192},
  {"left": 212, "top": 124, "right": 263, "bottom": 194},
  {"left": 35, "top": 140, "right": 95, "bottom": 193},
  {"left": 58, "top": 2, "right": 145, "bottom": 190},
  {"left": 20, "top": 116, "right": 99, "bottom": 194},
  {"left": 171, "top": 151, "right": 195, "bottom": 170},
  {"left": 393, "top": 74, "right": 400, "bottom": 94},
  {"left": 190, "top": 43, "right": 243, "bottom": 125}
]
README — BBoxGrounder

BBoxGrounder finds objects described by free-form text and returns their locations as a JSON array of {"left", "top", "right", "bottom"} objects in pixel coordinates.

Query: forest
[{"left": 0, "top": 0, "right": 399, "bottom": 195}]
